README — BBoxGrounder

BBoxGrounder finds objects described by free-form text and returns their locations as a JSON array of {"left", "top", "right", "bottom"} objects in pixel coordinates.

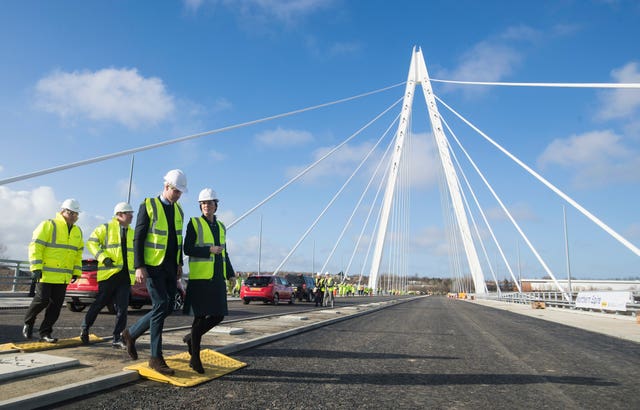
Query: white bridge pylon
[{"left": 368, "top": 47, "right": 486, "bottom": 293}]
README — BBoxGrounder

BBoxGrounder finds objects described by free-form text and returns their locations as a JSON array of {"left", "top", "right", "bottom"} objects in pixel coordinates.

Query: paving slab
[{"left": 0, "top": 353, "right": 79, "bottom": 382}]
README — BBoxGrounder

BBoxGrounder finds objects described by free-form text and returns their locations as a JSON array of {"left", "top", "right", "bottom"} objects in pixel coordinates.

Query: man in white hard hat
[
  {"left": 122, "top": 169, "right": 187, "bottom": 376},
  {"left": 181, "top": 187, "right": 235, "bottom": 373},
  {"left": 80, "top": 202, "right": 135, "bottom": 348},
  {"left": 23, "top": 199, "right": 84, "bottom": 342}
]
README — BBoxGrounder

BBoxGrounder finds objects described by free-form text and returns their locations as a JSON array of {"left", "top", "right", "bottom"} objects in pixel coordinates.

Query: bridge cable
[
  {"left": 437, "top": 105, "right": 569, "bottom": 299},
  {"left": 317, "top": 115, "right": 400, "bottom": 277},
  {"left": 446, "top": 127, "right": 510, "bottom": 295},
  {"left": 346, "top": 142, "right": 394, "bottom": 287},
  {"left": 431, "top": 79, "right": 640, "bottom": 89},
  {"left": 228, "top": 97, "right": 403, "bottom": 229},
  {"left": 0, "top": 82, "right": 405, "bottom": 186},
  {"left": 274, "top": 111, "right": 400, "bottom": 276},
  {"left": 436, "top": 95, "right": 640, "bottom": 258}
]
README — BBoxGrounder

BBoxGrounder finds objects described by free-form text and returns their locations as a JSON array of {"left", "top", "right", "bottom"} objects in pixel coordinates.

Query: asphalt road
[
  {"left": 44, "top": 296, "right": 640, "bottom": 409},
  {"left": 0, "top": 296, "right": 392, "bottom": 343}
]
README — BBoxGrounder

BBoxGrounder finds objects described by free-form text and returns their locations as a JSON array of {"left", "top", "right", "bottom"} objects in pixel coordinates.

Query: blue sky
[{"left": 1, "top": 0, "right": 639, "bottom": 281}]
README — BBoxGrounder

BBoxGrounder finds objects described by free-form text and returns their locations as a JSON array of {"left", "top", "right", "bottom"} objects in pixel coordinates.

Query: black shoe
[
  {"left": 182, "top": 334, "right": 192, "bottom": 356},
  {"left": 40, "top": 334, "right": 58, "bottom": 343},
  {"left": 122, "top": 328, "right": 138, "bottom": 360},
  {"left": 80, "top": 329, "right": 89, "bottom": 345},
  {"left": 112, "top": 340, "right": 126, "bottom": 350},
  {"left": 189, "top": 355, "right": 205, "bottom": 374},
  {"left": 22, "top": 324, "right": 33, "bottom": 340}
]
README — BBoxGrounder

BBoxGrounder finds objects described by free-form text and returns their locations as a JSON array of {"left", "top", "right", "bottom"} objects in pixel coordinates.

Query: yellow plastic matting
[
  {"left": 0, "top": 334, "right": 102, "bottom": 352},
  {"left": 124, "top": 349, "right": 247, "bottom": 387}
]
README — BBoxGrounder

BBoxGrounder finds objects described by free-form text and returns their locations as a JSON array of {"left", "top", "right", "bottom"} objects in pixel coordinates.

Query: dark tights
[{"left": 190, "top": 315, "right": 224, "bottom": 363}]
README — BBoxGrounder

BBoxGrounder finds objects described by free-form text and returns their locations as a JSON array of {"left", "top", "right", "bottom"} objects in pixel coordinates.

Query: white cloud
[
  {"left": 0, "top": 186, "right": 105, "bottom": 261},
  {"left": 286, "top": 141, "right": 377, "bottom": 183},
  {"left": 0, "top": 186, "right": 62, "bottom": 260},
  {"left": 226, "top": 0, "right": 334, "bottom": 24},
  {"left": 185, "top": 0, "right": 334, "bottom": 28},
  {"left": 256, "top": 127, "right": 313, "bottom": 146},
  {"left": 445, "top": 41, "right": 522, "bottom": 83},
  {"left": 0, "top": 165, "right": 4, "bottom": 173},
  {"left": 208, "top": 149, "right": 226, "bottom": 161},
  {"left": 212, "top": 97, "right": 233, "bottom": 113},
  {"left": 286, "top": 132, "right": 440, "bottom": 188},
  {"left": 436, "top": 25, "right": 540, "bottom": 86},
  {"left": 406, "top": 132, "right": 440, "bottom": 189},
  {"left": 183, "top": 0, "right": 205, "bottom": 12},
  {"left": 35, "top": 68, "right": 175, "bottom": 128},
  {"left": 486, "top": 202, "right": 537, "bottom": 222},
  {"left": 537, "top": 130, "right": 640, "bottom": 187},
  {"left": 597, "top": 62, "right": 640, "bottom": 121}
]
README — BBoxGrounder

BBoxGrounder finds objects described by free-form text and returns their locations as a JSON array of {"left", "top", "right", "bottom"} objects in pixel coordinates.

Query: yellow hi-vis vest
[
  {"left": 28, "top": 212, "right": 83, "bottom": 284},
  {"left": 87, "top": 218, "right": 135, "bottom": 284},
  {"left": 188, "top": 216, "right": 227, "bottom": 280},
  {"left": 143, "top": 197, "right": 184, "bottom": 266}
]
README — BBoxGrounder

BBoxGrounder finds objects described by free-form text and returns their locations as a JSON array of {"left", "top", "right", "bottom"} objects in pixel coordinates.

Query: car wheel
[
  {"left": 243, "top": 298, "right": 250, "bottom": 305},
  {"left": 174, "top": 291, "right": 184, "bottom": 311},
  {"left": 67, "top": 301, "right": 85, "bottom": 312},
  {"left": 273, "top": 293, "right": 280, "bottom": 305}
]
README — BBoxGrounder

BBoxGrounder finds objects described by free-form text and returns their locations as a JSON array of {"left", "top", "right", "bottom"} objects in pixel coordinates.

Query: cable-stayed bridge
[{"left": 2, "top": 47, "right": 639, "bottom": 299}]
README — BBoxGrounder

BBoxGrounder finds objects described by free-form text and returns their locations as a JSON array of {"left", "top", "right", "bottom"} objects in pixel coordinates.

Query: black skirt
[{"left": 183, "top": 272, "right": 228, "bottom": 317}]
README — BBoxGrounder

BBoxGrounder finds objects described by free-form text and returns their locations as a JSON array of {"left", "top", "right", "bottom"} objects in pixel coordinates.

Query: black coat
[{"left": 183, "top": 215, "right": 235, "bottom": 317}]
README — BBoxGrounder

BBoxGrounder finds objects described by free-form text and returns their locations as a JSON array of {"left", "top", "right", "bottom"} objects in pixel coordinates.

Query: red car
[
  {"left": 65, "top": 259, "right": 185, "bottom": 313},
  {"left": 240, "top": 275, "right": 294, "bottom": 305}
]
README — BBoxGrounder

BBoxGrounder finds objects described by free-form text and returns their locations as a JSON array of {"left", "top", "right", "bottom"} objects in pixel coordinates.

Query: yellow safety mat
[
  {"left": 124, "top": 349, "right": 247, "bottom": 387},
  {"left": 0, "top": 334, "right": 103, "bottom": 352}
]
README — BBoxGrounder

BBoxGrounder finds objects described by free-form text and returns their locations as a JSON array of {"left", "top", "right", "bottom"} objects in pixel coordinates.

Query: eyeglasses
[{"left": 199, "top": 200, "right": 219, "bottom": 205}]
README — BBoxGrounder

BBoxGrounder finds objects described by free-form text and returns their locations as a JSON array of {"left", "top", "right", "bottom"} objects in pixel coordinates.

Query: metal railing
[
  {"left": 0, "top": 258, "right": 32, "bottom": 293},
  {"left": 482, "top": 291, "right": 640, "bottom": 316}
]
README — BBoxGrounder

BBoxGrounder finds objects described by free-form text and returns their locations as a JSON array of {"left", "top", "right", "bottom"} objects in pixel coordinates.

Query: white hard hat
[
  {"left": 113, "top": 202, "right": 134, "bottom": 215},
  {"left": 198, "top": 188, "right": 218, "bottom": 202},
  {"left": 325, "top": 272, "right": 330, "bottom": 276},
  {"left": 60, "top": 198, "right": 81, "bottom": 213},
  {"left": 163, "top": 169, "right": 188, "bottom": 193}
]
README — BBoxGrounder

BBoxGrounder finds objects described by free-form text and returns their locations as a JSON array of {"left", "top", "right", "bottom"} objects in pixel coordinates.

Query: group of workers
[{"left": 22, "top": 169, "right": 234, "bottom": 375}]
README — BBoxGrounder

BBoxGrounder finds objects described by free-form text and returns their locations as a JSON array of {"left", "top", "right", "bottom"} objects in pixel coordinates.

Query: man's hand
[
  {"left": 32, "top": 269, "right": 42, "bottom": 281},
  {"left": 70, "top": 276, "right": 78, "bottom": 283},
  {"left": 103, "top": 257, "right": 114, "bottom": 267},
  {"left": 135, "top": 267, "right": 147, "bottom": 284},
  {"left": 177, "top": 265, "right": 183, "bottom": 279}
]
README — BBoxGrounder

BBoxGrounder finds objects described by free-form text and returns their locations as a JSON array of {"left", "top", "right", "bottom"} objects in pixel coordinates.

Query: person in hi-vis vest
[
  {"left": 23, "top": 198, "right": 83, "bottom": 343},
  {"left": 122, "top": 169, "right": 187, "bottom": 376},
  {"left": 81, "top": 202, "right": 135, "bottom": 349},
  {"left": 182, "top": 187, "right": 235, "bottom": 374}
]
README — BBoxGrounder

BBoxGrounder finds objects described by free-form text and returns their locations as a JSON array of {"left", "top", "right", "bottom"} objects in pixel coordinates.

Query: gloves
[
  {"left": 32, "top": 270, "right": 42, "bottom": 280},
  {"left": 103, "top": 257, "right": 114, "bottom": 267}
]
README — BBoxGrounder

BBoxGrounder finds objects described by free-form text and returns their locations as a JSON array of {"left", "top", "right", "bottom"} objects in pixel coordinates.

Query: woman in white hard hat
[{"left": 182, "top": 187, "right": 236, "bottom": 374}]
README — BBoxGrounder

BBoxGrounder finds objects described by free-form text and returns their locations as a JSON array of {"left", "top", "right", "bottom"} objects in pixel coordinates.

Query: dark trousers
[
  {"left": 315, "top": 289, "right": 324, "bottom": 306},
  {"left": 24, "top": 282, "right": 67, "bottom": 337},
  {"left": 128, "top": 273, "right": 176, "bottom": 358},
  {"left": 82, "top": 278, "right": 130, "bottom": 340}
]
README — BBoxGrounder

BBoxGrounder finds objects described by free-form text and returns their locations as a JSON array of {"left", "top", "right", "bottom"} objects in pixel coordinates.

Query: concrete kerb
[{"left": 0, "top": 297, "right": 421, "bottom": 410}]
